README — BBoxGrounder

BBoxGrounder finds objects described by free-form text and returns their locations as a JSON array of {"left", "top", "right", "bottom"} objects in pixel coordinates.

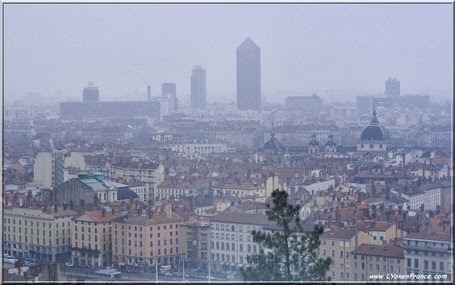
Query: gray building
[
  {"left": 237, "top": 37, "right": 261, "bottom": 112},
  {"left": 191, "top": 66, "right": 206, "bottom": 110},
  {"left": 60, "top": 101, "right": 160, "bottom": 121},
  {"left": 83, "top": 82, "right": 100, "bottom": 103},
  {"left": 162, "top": 82, "right": 176, "bottom": 97},
  {"left": 285, "top": 94, "right": 323, "bottom": 118},
  {"left": 356, "top": 96, "right": 373, "bottom": 116},
  {"left": 385, "top": 76, "right": 400, "bottom": 99}
]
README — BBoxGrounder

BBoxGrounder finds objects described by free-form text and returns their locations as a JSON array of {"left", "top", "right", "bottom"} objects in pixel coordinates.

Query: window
[
  {"left": 407, "top": 258, "right": 411, "bottom": 268},
  {"left": 414, "top": 259, "right": 419, "bottom": 269},
  {"left": 439, "top": 262, "right": 444, "bottom": 271},
  {"left": 432, "top": 261, "right": 436, "bottom": 270}
]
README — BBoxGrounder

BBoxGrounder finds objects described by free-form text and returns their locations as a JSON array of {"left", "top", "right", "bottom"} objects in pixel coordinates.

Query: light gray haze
[{"left": 4, "top": 3, "right": 453, "bottom": 104}]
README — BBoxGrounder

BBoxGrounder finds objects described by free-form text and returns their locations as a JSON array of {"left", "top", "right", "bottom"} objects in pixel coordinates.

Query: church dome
[
  {"left": 262, "top": 133, "right": 285, "bottom": 152},
  {"left": 360, "top": 109, "right": 390, "bottom": 141}
]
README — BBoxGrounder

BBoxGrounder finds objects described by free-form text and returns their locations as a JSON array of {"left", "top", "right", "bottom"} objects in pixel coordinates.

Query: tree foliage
[{"left": 240, "top": 189, "right": 331, "bottom": 281}]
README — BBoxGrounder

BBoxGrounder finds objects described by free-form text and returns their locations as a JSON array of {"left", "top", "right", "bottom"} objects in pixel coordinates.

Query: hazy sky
[{"left": 4, "top": 3, "right": 453, "bottom": 104}]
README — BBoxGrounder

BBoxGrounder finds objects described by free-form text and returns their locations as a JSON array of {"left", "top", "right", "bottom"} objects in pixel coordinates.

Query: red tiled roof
[
  {"left": 86, "top": 209, "right": 126, "bottom": 223},
  {"left": 405, "top": 232, "right": 451, "bottom": 242},
  {"left": 352, "top": 243, "right": 404, "bottom": 258}
]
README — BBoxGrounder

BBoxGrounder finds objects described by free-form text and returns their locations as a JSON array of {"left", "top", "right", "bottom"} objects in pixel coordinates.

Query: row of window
[
  {"left": 4, "top": 219, "right": 70, "bottom": 228},
  {"left": 4, "top": 234, "right": 70, "bottom": 246},
  {"left": 353, "top": 261, "right": 401, "bottom": 273},
  {"left": 322, "top": 240, "right": 350, "bottom": 247},
  {"left": 407, "top": 258, "right": 445, "bottom": 271},
  {"left": 113, "top": 224, "right": 178, "bottom": 231},
  {"left": 114, "top": 246, "right": 179, "bottom": 256}
]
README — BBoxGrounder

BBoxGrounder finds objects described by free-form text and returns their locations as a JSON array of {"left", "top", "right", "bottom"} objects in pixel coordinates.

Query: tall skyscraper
[
  {"left": 237, "top": 37, "right": 261, "bottom": 112},
  {"left": 191, "top": 66, "right": 206, "bottom": 110},
  {"left": 385, "top": 76, "right": 400, "bottom": 98},
  {"left": 162, "top": 82, "right": 178, "bottom": 113},
  {"left": 83, "top": 82, "right": 100, "bottom": 102}
]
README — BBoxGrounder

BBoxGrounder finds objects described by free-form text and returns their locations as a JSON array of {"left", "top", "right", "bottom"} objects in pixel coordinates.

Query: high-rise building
[
  {"left": 191, "top": 66, "right": 206, "bottom": 110},
  {"left": 356, "top": 95, "right": 373, "bottom": 116},
  {"left": 83, "top": 82, "right": 100, "bottom": 102},
  {"left": 162, "top": 82, "right": 178, "bottom": 113},
  {"left": 237, "top": 37, "right": 261, "bottom": 112},
  {"left": 385, "top": 76, "right": 400, "bottom": 98},
  {"left": 147, "top": 85, "right": 152, "bottom": 101},
  {"left": 162, "top": 82, "right": 176, "bottom": 97}
]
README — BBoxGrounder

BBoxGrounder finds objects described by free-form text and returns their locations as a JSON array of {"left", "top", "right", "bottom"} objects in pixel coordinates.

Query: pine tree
[{"left": 240, "top": 189, "right": 331, "bottom": 281}]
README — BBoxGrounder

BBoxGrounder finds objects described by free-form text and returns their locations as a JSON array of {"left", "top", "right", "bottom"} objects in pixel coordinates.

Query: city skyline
[{"left": 4, "top": 3, "right": 453, "bottom": 104}]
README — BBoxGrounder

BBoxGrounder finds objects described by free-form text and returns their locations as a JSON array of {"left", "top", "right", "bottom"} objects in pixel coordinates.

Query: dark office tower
[
  {"left": 191, "top": 66, "right": 206, "bottom": 110},
  {"left": 237, "top": 37, "right": 261, "bottom": 112},
  {"left": 162, "top": 82, "right": 176, "bottom": 97},
  {"left": 82, "top": 82, "right": 100, "bottom": 102},
  {"left": 385, "top": 76, "right": 400, "bottom": 98}
]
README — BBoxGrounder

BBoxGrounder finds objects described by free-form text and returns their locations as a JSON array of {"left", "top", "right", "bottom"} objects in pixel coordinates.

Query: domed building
[
  {"left": 325, "top": 134, "right": 337, "bottom": 153},
  {"left": 261, "top": 133, "right": 286, "bottom": 153},
  {"left": 357, "top": 109, "right": 390, "bottom": 152},
  {"left": 308, "top": 134, "right": 320, "bottom": 154}
]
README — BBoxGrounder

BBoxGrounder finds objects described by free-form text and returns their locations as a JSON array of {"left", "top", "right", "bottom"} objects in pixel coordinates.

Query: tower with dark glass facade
[
  {"left": 237, "top": 37, "right": 261, "bottom": 112},
  {"left": 191, "top": 66, "right": 206, "bottom": 110}
]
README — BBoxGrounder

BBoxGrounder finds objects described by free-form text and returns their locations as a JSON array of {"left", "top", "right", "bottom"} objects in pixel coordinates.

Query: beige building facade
[{"left": 3, "top": 206, "right": 77, "bottom": 262}]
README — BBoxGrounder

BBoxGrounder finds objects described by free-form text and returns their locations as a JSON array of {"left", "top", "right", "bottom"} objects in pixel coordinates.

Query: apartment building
[
  {"left": 3, "top": 206, "right": 77, "bottom": 262},
  {"left": 170, "top": 143, "right": 230, "bottom": 156},
  {"left": 212, "top": 182, "right": 266, "bottom": 198},
  {"left": 70, "top": 208, "right": 126, "bottom": 268},
  {"left": 403, "top": 232, "right": 453, "bottom": 281},
  {"left": 33, "top": 150, "right": 86, "bottom": 188},
  {"left": 179, "top": 221, "right": 210, "bottom": 267},
  {"left": 209, "top": 212, "right": 275, "bottom": 270},
  {"left": 351, "top": 243, "right": 405, "bottom": 281},
  {"left": 106, "top": 160, "right": 164, "bottom": 201},
  {"left": 111, "top": 204, "right": 184, "bottom": 268},
  {"left": 356, "top": 220, "right": 407, "bottom": 245},
  {"left": 318, "top": 229, "right": 373, "bottom": 281},
  {"left": 156, "top": 180, "right": 197, "bottom": 200}
]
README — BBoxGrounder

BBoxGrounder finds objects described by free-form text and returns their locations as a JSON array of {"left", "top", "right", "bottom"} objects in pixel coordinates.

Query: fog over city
[
  {"left": 2, "top": 2, "right": 454, "bottom": 284},
  {"left": 4, "top": 3, "right": 453, "bottom": 104}
]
